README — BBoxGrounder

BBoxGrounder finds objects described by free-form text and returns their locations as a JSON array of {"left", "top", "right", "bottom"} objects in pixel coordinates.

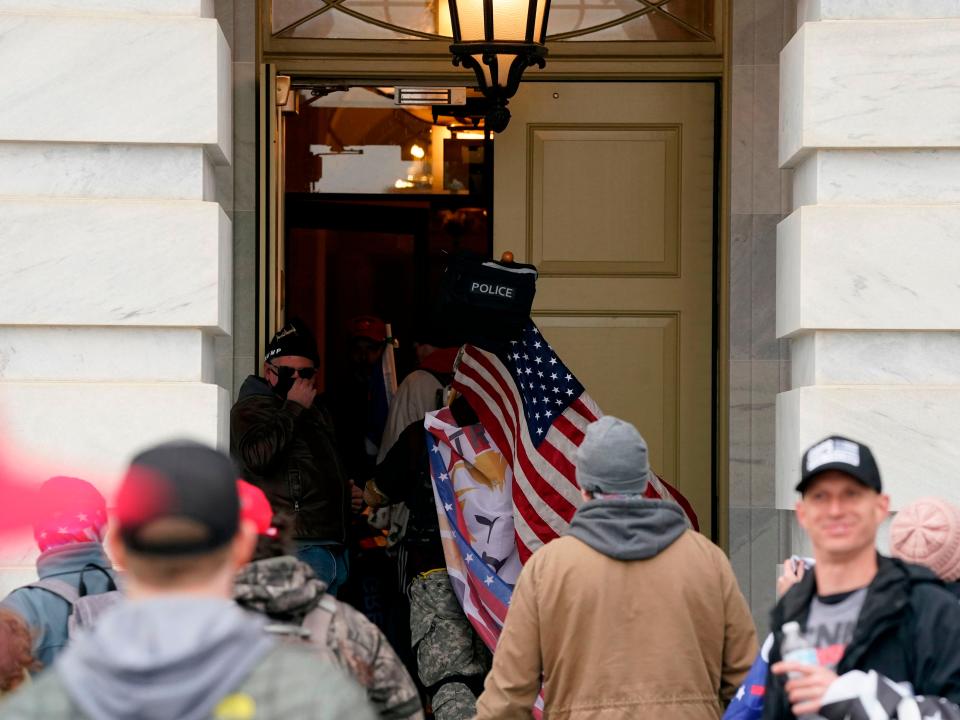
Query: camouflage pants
[{"left": 408, "top": 570, "right": 491, "bottom": 720}]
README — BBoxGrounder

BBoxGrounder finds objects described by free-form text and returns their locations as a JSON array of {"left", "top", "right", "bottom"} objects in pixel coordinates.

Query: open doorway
[{"left": 282, "top": 86, "right": 494, "bottom": 396}]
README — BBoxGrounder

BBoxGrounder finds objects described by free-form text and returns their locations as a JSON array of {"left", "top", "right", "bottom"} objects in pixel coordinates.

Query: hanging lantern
[{"left": 447, "top": 0, "right": 552, "bottom": 132}]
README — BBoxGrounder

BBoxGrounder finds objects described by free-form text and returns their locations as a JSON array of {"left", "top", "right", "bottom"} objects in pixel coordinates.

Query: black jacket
[
  {"left": 763, "top": 555, "right": 960, "bottom": 719},
  {"left": 230, "top": 375, "right": 349, "bottom": 542},
  {"left": 371, "top": 395, "right": 477, "bottom": 585}
]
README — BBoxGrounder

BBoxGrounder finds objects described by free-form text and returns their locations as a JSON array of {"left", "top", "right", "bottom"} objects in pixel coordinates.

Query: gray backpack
[{"left": 27, "top": 563, "right": 123, "bottom": 637}]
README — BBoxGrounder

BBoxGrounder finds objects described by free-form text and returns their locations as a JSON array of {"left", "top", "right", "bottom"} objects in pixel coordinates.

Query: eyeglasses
[{"left": 268, "top": 363, "right": 317, "bottom": 380}]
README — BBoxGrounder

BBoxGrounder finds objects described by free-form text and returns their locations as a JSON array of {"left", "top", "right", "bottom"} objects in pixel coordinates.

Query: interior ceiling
[{"left": 299, "top": 86, "right": 483, "bottom": 127}]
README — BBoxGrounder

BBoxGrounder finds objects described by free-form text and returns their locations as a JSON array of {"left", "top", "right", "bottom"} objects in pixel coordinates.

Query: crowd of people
[{"left": 2, "top": 318, "right": 960, "bottom": 720}]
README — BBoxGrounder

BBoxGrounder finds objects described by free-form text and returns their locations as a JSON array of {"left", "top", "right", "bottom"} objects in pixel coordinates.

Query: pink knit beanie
[{"left": 890, "top": 497, "right": 960, "bottom": 582}]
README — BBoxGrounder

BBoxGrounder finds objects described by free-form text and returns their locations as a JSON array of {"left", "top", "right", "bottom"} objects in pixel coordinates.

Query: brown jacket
[{"left": 475, "top": 527, "right": 757, "bottom": 720}]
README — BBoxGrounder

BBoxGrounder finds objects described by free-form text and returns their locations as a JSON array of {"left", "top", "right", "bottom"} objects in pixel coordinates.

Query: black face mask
[{"left": 271, "top": 370, "right": 296, "bottom": 400}]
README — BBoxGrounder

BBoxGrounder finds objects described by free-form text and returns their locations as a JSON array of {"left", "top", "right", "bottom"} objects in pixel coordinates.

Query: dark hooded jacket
[
  {"left": 475, "top": 496, "right": 757, "bottom": 719},
  {"left": 763, "top": 555, "right": 960, "bottom": 719},
  {"left": 231, "top": 375, "right": 350, "bottom": 542}
]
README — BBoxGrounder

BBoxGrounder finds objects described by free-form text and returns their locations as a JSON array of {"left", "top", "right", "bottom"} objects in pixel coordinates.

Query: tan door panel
[{"left": 496, "top": 82, "right": 715, "bottom": 534}]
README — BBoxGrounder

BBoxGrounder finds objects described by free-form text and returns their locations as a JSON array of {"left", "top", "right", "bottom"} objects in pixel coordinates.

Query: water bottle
[{"left": 780, "top": 621, "right": 818, "bottom": 679}]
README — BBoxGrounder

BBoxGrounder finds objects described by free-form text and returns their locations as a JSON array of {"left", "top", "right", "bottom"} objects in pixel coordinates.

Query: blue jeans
[{"left": 295, "top": 542, "right": 350, "bottom": 596}]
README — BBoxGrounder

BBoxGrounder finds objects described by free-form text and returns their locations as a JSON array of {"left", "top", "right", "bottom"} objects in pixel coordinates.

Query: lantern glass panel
[
  {"left": 452, "top": 0, "right": 486, "bottom": 41},
  {"left": 470, "top": 53, "right": 516, "bottom": 90},
  {"left": 491, "top": 0, "right": 533, "bottom": 41}
]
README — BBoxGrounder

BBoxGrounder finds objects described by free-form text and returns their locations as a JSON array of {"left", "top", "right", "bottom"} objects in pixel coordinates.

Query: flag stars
[
  {"left": 555, "top": 399, "right": 563, "bottom": 406},
  {"left": 485, "top": 575, "right": 494, "bottom": 585},
  {"left": 537, "top": 371, "right": 544, "bottom": 378},
  {"left": 544, "top": 410, "right": 553, "bottom": 418},
  {"left": 533, "top": 341, "right": 542, "bottom": 349},
  {"left": 534, "top": 356, "right": 543, "bottom": 364},
  {"left": 444, "top": 503, "right": 453, "bottom": 511},
  {"left": 566, "top": 389, "right": 574, "bottom": 397},
  {"left": 549, "top": 357, "right": 558, "bottom": 365},
  {"left": 552, "top": 387, "right": 559, "bottom": 394},
  {"left": 550, "top": 372, "right": 558, "bottom": 380},
  {"left": 525, "top": 368, "right": 533, "bottom": 375},
  {"left": 536, "top": 427, "right": 544, "bottom": 436},
  {"left": 439, "top": 473, "right": 449, "bottom": 481},
  {"left": 565, "top": 373, "right": 572, "bottom": 381}
]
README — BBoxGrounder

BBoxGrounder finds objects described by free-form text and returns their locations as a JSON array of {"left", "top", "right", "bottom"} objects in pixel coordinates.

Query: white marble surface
[
  {"left": 0, "top": 327, "right": 217, "bottom": 382},
  {"left": 776, "top": 386, "right": 960, "bottom": 510},
  {"left": 780, "top": 20, "right": 960, "bottom": 166},
  {"left": 792, "top": 331, "right": 960, "bottom": 387},
  {"left": 0, "top": 198, "right": 232, "bottom": 332},
  {"left": 800, "top": 0, "right": 960, "bottom": 22},
  {"left": 777, "top": 205, "right": 960, "bottom": 336},
  {"left": 0, "top": 143, "right": 214, "bottom": 201},
  {"left": 0, "top": 0, "right": 213, "bottom": 15},
  {"left": 793, "top": 150, "right": 960, "bottom": 207},
  {"left": 0, "top": 14, "right": 231, "bottom": 162},
  {"left": 0, "top": 381, "right": 229, "bottom": 493}
]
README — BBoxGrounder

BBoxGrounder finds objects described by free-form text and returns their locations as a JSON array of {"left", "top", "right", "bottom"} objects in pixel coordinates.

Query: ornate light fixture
[{"left": 447, "top": 0, "right": 552, "bottom": 132}]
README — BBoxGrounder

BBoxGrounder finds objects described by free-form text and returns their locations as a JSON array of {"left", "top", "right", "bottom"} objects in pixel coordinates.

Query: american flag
[{"left": 452, "top": 320, "right": 698, "bottom": 561}]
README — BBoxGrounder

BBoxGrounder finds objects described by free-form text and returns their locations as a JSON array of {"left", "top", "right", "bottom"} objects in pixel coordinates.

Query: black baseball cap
[
  {"left": 116, "top": 441, "right": 240, "bottom": 555},
  {"left": 265, "top": 318, "right": 319, "bottom": 365},
  {"left": 797, "top": 435, "right": 882, "bottom": 495}
]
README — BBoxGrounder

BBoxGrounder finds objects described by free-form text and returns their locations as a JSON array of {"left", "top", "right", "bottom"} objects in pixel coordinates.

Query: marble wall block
[
  {"left": 776, "top": 386, "right": 960, "bottom": 510},
  {"left": 0, "top": 327, "right": 216, "bottom": 382},
  {"left": 799, "top": 0, "right": 960, "bottom": 22},
  {"left": 0, "top": 382, "right": 229, "bottom": 490},
  {"left": 792, "top": 331, "right": 960, "bottom": 387},
  {"left": 0, "top": 198, "right": 232, "bottom": 332},
  {"left": 793, "top": 150, "right": 960, "bottom": 207},
  {"left": 0, "top": 14, "right": 231, "bottom": 162},
  {"left": 0, "top": 143, "right": 216, "bottom": 201},
  {"left": 777, "top": 205, "right": 960, "bottom": 336},
  {"left": 0, "top": 0, "right": 213, "bottom": 15},
  {"left": 780, "top": 20, "right": 960, "bottom": 166}
]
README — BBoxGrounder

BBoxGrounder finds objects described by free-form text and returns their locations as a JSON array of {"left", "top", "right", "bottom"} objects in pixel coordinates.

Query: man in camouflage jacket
[{"left": 236, "top": 553, "right": 423, "bottom": 720}]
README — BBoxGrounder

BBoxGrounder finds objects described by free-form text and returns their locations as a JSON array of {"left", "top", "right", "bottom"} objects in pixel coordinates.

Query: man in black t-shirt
[{"left": 763, "top": 436, "right": 960, "bottom": 719}]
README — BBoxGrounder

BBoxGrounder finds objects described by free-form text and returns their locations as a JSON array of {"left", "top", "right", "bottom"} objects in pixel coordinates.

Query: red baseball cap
[
  {"left": 237, "top": 480, "right": 276, "bottom": 537},
  {"left": 346, "top": 315, "right": 387, "bottom": 343}
]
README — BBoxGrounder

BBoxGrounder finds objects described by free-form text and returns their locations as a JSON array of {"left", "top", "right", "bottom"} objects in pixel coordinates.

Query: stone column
[
  {"left": 0, "top": 1, "right": 232, "bottom": 591},
  {"left": 777, "top": 2, "right": 960, "bottom": 532}
]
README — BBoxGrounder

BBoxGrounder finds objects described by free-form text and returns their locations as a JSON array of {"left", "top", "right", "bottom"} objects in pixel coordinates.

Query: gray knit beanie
[{"left": 575, "top": 416, "right": 650, "bottom": 494}]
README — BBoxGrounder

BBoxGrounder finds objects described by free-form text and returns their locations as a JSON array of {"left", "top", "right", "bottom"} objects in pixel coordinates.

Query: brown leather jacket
[{"left": 230, "top": 375, "right": 350, "bottom": 542}]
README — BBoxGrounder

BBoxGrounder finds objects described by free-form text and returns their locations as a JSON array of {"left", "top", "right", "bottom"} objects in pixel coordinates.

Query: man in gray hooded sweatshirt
[
  {"left": 0, "top": 440, "right": 376, "bottom": 720},
  {"left": 475, "top": 416, "right": 757, "bottom": 720}
]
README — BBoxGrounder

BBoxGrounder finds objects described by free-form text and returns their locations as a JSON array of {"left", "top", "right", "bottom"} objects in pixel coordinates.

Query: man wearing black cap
[
  {"left": 0, "top": 441, "right": 375, "bottom": 719},
  {"left": 231, "top": 319, "right": 354, "bottom": 596},
  {"left": 764, "top": 435, "right": 960, "bottom": 719}
]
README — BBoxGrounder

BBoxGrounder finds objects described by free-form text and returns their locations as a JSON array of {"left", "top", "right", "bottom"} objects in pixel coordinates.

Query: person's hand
[
  {"left": 772, "top": 662, "right": 837, "bottom": 716},
  {"left": 778, "top": 556, "right": 805, "bottom": 598},
  {"left": 363, "top": 480, "right": 388, "bottom": 509},
  {"left": 286, "top": 377, "right": 317, "bottom": 408},
  {"left": 349, "top": 480, "right": 364, "bottom": 512}
]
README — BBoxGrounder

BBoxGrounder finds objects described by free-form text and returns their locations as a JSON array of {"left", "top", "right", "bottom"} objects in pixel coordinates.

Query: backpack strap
[
  {"left": 300, "top": 595, "right": 337, "bottom": 645},
  {"left": 25, "top": 577, "right": 80, "bottom": 606},
  {"left": 77, "top": 563, "right": 117, "bottom": 596}
]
